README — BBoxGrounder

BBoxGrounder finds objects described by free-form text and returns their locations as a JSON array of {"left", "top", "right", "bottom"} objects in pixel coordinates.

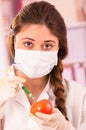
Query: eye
[
  {"left": 43, "top": 43, "right": 53, "bottom": 50},
  {"left": 24, "top": 42, "right": 33, "bottom": 48}
]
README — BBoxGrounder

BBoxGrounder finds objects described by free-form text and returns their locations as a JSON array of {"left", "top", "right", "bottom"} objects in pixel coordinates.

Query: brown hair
[{"left": 7, "top": 1, "right": 68, "bottom": 119}]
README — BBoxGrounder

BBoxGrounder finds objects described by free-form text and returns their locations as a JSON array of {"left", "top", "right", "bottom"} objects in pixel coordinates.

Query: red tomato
[{"left": 30, "top": 99, "right": 53, "bottom": 115}]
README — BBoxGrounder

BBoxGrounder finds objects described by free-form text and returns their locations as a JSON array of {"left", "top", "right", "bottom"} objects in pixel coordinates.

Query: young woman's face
[{"left": 15, "top": 24, "right": 59, "bottom": 51}]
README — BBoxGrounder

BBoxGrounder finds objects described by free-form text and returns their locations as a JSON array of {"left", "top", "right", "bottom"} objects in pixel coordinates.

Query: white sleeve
[{"left": 76, "top": 94, "right": 86, "bottom": 130}]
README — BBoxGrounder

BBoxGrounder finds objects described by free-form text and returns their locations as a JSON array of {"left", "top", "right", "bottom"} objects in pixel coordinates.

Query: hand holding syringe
[
  {"left": 16, "top": 82, "right": 35, "bottom": 100},
  {"left": 8, "top": 69, "right": 35, "bottom": 100}
]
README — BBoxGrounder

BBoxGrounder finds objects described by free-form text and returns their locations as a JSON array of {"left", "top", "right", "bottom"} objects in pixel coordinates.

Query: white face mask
[{"left": 14, "top": 49, "right": 58, "bottom": 78}]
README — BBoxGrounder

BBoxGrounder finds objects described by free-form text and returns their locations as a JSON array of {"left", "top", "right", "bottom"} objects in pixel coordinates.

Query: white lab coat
[{"left": 0, "top": 65, "right": 86, "bottom": 130}]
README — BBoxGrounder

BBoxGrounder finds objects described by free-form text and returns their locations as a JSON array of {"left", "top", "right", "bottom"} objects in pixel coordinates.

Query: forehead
[{"left": 16, "top": 24, "right": 58, "bottom": 41}]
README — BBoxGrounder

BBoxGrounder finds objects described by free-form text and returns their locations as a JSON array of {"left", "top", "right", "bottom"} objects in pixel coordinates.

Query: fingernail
[{"left": 22, "top": 78, "right": 26, "bottom": 83}]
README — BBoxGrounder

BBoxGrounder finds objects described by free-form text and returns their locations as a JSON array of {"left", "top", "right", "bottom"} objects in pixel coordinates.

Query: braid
[{"left": 50, "top": 56, "right": 68, "bottom": 120}]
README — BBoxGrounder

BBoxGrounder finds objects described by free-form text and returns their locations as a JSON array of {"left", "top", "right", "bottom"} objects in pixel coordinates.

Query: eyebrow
[
  {"left": 21, "top": 37, "right": 56, "bottom": 43},
  {"left": 44, "top": 40, "right": 56, "bottom": 43},
  {"left": 21, "top": 37, "right": 35, "bottom": 41}
]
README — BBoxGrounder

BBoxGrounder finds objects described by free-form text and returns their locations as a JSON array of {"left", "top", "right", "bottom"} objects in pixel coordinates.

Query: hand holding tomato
[
  {"left": 30, "top": 99, "right": 53, "bottom": 115},
  {"left": 30, "top": 105, "right": 73, "bottom": 130}
]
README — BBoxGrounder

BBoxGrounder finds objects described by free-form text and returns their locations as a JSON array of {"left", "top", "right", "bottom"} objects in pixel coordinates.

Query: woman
[{"left": 0, "top": 1, "right": 86, "bottom": 130}]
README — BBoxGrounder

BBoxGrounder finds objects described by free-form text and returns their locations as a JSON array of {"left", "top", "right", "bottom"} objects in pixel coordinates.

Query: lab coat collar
[
  {"left": 37, "top": 78, "right": 50, "bottom": 101},
  {"left": 15, "top": 89, "right": 31, "bottom": 111}
]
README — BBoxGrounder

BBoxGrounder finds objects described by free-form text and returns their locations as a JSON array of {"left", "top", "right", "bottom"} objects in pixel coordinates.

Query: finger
[
  {"left": 30, "top": 112, "right": 55, "bottom": 126},
  {"left": 53, "top": 108, "right": 65, "bottom": 119},
  {"left": 15, "top": 83, "right": 21, "bottom": 91},
  {"left": 53, "top": 108, "right": 61, "bottom": 113},
  {"left": 36, "top": 109, "right": 60, "bottom": 121},
  {"left": 5, "top": 76, "right": 26, "bottom": 83},
  {"left": 35, "top": 112, "right": 54, "bottom": 120},
  {"left": 29, "top": 112, "right": 43, "bottom": 124},
  {"left": 14, "top": 76, "right": 26, "bottom": 83},
  {"left": 7, "top": 82, "right": 20, "bottom": 89},
  {"left": 9, "top": 84, "right": 21, "bottom": 98},
  {"left": 8, "top": 82, "right": 21, "bottom": 93}
]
